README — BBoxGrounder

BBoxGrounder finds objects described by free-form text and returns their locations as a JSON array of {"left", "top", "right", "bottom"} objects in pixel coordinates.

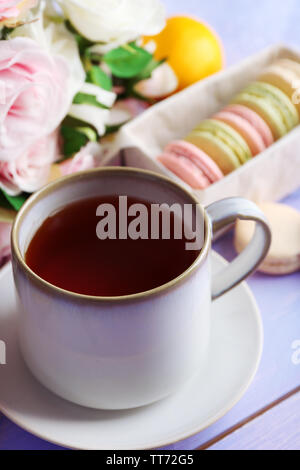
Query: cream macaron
[
  {"left": 235, "top": 202, "right": 300, "bottom": 275},
  {"left": 259, "top": 58, "right": 300, "bottom": 117}
]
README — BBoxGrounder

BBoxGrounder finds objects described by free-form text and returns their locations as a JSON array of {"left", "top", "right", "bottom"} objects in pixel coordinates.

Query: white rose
[
  {"left": 69, "top": 82, "right": 116, "bottom": 136},
  {"left": 11, "top": 1, "right": 85, "bottom": 103},
  {"left": 58, "top": 0, "right": 166, "bottom": 48}
]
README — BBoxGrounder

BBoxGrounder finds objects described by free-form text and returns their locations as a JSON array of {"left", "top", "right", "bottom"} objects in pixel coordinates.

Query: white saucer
[{"left": 0, "top": 252, "right": 263, "bottom": 450}]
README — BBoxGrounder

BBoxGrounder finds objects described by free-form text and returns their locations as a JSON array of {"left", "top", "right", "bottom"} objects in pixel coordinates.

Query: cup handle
[{"left": 206, "top": 197, "right": 272, "bottom": 300}]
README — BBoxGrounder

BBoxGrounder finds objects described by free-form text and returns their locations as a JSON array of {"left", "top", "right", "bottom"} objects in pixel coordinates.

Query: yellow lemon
[{"left": 144, "top": 16, "right": 224, "bottom": 91}]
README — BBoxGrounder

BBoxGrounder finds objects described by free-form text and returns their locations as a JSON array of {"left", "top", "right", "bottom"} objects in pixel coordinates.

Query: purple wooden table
[{"left": 1, "top": 0, "right": 300, "bottom": 451}]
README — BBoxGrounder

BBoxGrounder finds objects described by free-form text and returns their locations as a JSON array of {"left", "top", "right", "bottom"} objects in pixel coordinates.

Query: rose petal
[
  {"left": 0, "top": 130, "right": 60, "bottom": 195},
  {"left": 0, "top": 37, "right": 70, "bottom": 162},
  {"left": 59, "top": 0, "right": 166, "bottom": 48},
  {"left": 60, "top": 142, "right": 103, "bottom": 176}
]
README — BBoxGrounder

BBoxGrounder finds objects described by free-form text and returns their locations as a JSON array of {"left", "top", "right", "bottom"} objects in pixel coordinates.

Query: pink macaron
[
  {"left": 158, "top": 140, "right": 224, "bottom": 189},
  {"left": 223, "top": 104, "right": 274, "bottom": 148},
  {"left": 214, "top": 110, "right": 266, "bottom": 156}
]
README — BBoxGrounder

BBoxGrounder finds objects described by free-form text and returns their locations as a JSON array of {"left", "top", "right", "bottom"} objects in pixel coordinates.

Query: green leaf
[
  {"left": 73, "top": 92, "right": 108, "bottom": 109},
  {"left": 103, "top": 43, "right": 152, "bottom": 79},
  {"left": 1, "top": 190, "right": 29, "bottom": 211},
  {"left": 75, "top": 35, "right": 92, "bottom": 56},
  {"left": 60, "top": 125, "right": 88, "bottom": 157},
  {"left": 105, "top": 124, "right": 124, "bottom": 135},
  {"left": 75, "top": 127, "right": 97, "bottom": 142},
  {"left": 62, "top": 115, "right": 93, "bottom": 129},
  {"left": 87, "top": 66, "right": 112, "bottom": 91},
  {"left": 0, "top": 190, "right": 13, "bottom": 211},
  {"left": 135, "top": 58, "right": 166, "bottom": 81},
  {"left": 124, "top": 58, "right": 167, "bottom": 102},
  {"left": 48, "top": 16, "right": 65, "bottom": 24},
  {"left": 0, "top": 26, "right": 12, "bottom": 40}
]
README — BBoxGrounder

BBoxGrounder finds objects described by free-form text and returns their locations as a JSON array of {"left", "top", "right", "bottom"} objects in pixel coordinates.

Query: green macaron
[
  {"left": 186, "top": 119, "right": 252, "bottom": 175},
  {"left": 232, "top": 81, "right": 299, "bottom": 140}
]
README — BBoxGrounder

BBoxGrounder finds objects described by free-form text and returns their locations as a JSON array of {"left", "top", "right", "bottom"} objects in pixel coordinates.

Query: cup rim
[{"left": 11, "top": 167, "right": 211, "bottom": 303}]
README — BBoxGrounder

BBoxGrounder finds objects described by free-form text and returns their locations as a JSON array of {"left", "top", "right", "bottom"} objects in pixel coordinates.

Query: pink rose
[
  {"left": 60, "top": 142, "right": 103, "bottom": 176},
  {"left": 0, "top": 37, "right": 69, "bottom": 162},
  {"left": 0, "top": 1, "right": 19, "bottom": 21},
  {"left": 0, "top": 130, "right": 59, "bottom": 195},
  {"left": 0, "top": 221, "right": 11, "bottom": 267},
  {"left": 0, "top": 1, "right": 38, "bottom": 26}
]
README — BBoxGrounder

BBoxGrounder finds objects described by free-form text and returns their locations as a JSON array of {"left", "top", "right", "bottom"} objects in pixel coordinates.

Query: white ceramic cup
[{"left": 12, "top": 168, "right": 271, "bottom": 410}]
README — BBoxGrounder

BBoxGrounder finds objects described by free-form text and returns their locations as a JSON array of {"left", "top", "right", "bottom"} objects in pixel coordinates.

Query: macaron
[
  {"left": 259, "top": 59, "right": 300, "bottom": 117},
  {"left": 214, "top": 108, "right": 267, "bottom": 156},
  {"left": 223, "top": 104, "right": 274, "bottom": 148},
  {"left": 232, "top": 81, "right": 299, "bottom": 140},
  {"left": 157, "top": 140, "right": 224, "bottom": 189},
  {"left": 235, "top": 202, "right": 300, "bottom": 275},
  {"left": 186, "top": 119, "right": 252, "bottom": 175}
]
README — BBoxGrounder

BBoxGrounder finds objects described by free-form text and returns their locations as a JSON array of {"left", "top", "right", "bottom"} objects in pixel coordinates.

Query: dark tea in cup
[{"left": 26, "top": 195, "right": 200, "bottom": 297}]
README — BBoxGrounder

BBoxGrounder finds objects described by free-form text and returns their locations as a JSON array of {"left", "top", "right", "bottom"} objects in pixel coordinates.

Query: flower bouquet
[{"left": 0, "top": 0, "right": 174, "bottom": 266}]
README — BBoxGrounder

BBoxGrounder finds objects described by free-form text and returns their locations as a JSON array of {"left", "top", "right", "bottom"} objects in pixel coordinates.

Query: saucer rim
[{"left": 0, "top": 252, "right": 263, "bottom": 450}]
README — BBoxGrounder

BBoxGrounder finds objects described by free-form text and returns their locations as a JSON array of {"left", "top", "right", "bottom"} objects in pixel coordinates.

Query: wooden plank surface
[
  {"left": 207, "top": 391, "right": 300, "bottom": 450},
  {"left": 0, "top": 414, "right": 60, "bottom": 451},
  {"left": 1, "top": 0, "right": 300, "bottom": 451}
]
